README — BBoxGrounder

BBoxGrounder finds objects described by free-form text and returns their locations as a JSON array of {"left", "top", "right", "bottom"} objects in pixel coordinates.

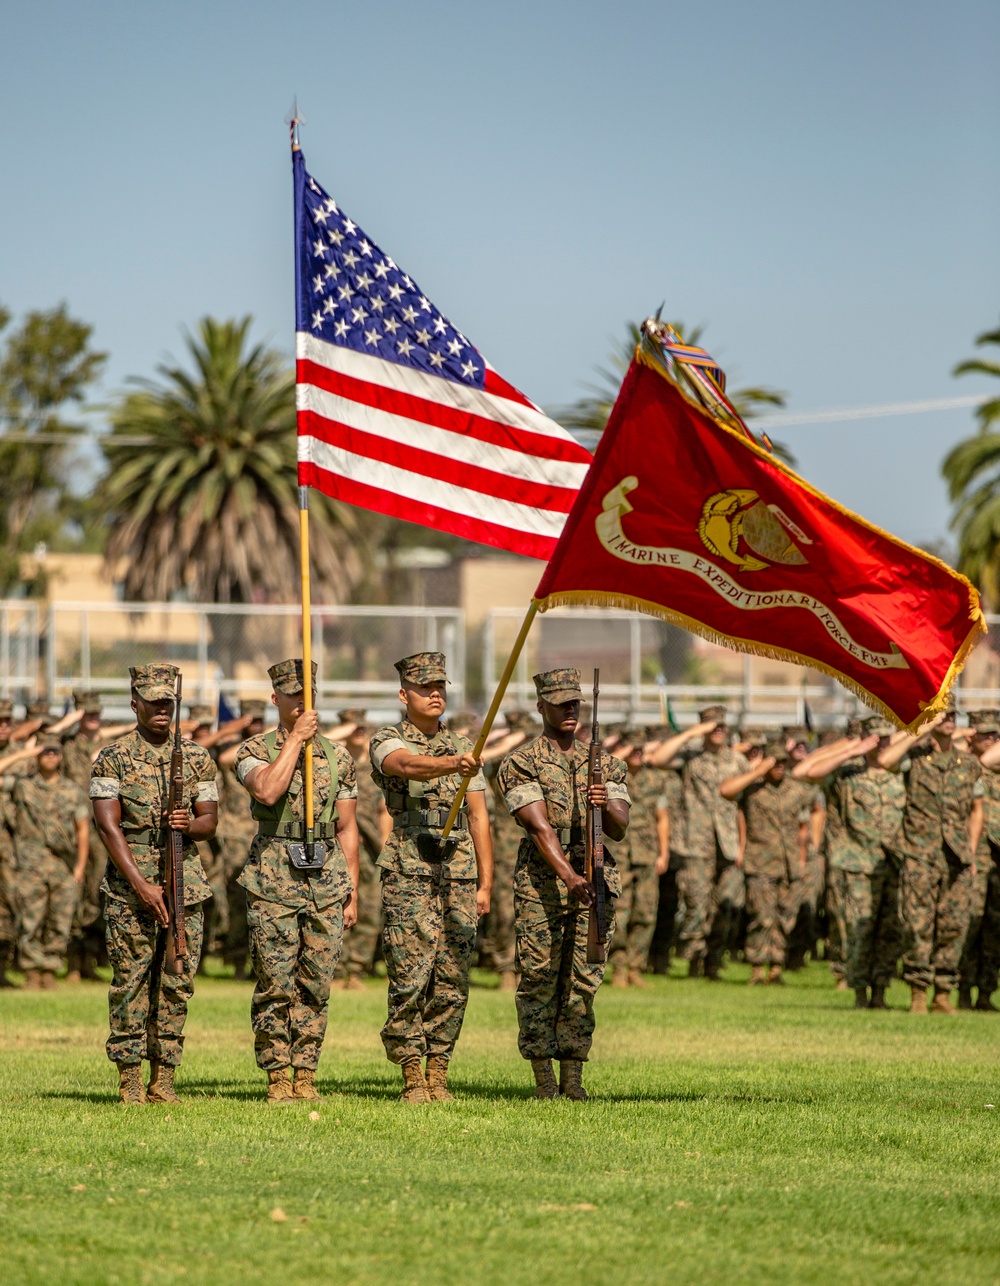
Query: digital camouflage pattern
[
  {"left": 898, "top": 745, "right": 982, "bottom": 991},
  {"left": 235, "top": 725, "right": 356, "bottom": 1071},
  {"left": 481, "top": 751, "right": 530, "bottom": 975},
  {"left": 61, "top": 730, "right": 109, "bottom": 946},
  {"left": 217, "top": 759, "right": 255, "bottom": 970},
  {"left": 679, "top": 746, "right": 749, "bottom": 861},
  {"left": 532, "top": 668, "right": 583, "bottom": 704},
  {"left": 267, "top": 657, "right": 317, "bottom": 695},
  {"left": 14, "top": 773, "right": 89, "bottom": 972},
  {"left": 610, "top": 765, "right": 663, "bottom": 973},
  {"left": 91, "top": 727, "right": 217, "bottom": 1065},
  {"left": 129, "top": 664, "right": 178, "bottom": 701},
  {"left": 824, "top": 758, "right": 906, "bottom": 988},
  {"left": 738, "top": 775, "right": 810, "bottom": 966},
  {"left": 497, "top": 733, "right": 630, "bottom": 1061},
  {"left": 960, "top": 764, "right": 1000, "bottom": 996},
  {"left": 394, "top": 652, "right": 448, "bottom": 685},
  {"left": 105, "top": 901, "right": 204, "bottom": 1066},
  {"left": 340, "top": 766, "right": 384, "bottom": 976},
  {"left": 370, "top": 715, "right": 485, "bottom": 1063}
]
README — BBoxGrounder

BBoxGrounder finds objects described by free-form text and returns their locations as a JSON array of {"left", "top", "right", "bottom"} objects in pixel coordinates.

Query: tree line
[{"left": 1, "top": 301, "right": 997, "bottom": 607}]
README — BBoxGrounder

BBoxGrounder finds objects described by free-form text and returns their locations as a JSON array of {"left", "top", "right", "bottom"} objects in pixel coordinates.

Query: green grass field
[{"left": 2, "top": 964, "right": 998, "bottom": 1285}]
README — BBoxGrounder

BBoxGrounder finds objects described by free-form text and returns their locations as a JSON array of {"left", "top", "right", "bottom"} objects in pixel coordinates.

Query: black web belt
[
  {"left": 257, "top": 821, "right": 337, "bottom": 840},
  {"left": 392, "top": 807, "right": 468, "bottom": 833}
]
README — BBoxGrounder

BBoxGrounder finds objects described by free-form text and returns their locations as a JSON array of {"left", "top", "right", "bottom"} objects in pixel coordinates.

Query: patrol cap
[
  {"left": 621, "top": 728, "right": 645, "bottom": 747},
  {"left": 764, "top": 738, "right": 790, "bottom": 763},
  {"left": 784, "top": 724, "right": 810, "bottom": 745},
  {"left": 818, "top": 728, "right": 841, "bottom": 747},
  {"left": 188, "top": 703, "right": 214, "bottom": 726},
  {"left": 240, "top": 699, "right": 267, "bottom": 720},
  {"left": 861, "top": 715, "right": 895, "bottom": 738},
  {"left": 73, "top": 689, "right": 104, "bottom": 715},
  {"left": 846, "top": 718, "right": 863, "bottom": 737},
  {"left": 0, "top": 700, "right": 13, "bottom": 720},
  {"left": 38, "top": 737, "right": 63, "bottom": 754},
  {"left": 130, "top": 665, "right": 179, "bottom": 702},
  {"left": 26, "top": 699, "right": 52, "bottom": 720},
  {"left": 267, "top": 658, "right": 317, "bottom": 695},
  {"left": 394, "top": 652, "right": 448, "bottom": 685},
  {"left": 447, "top": 710, "right": 477, "bottom": 733},
  {"left": 699, "top": 704, "right": 728, "bottom": 725},
  {"left": 533, "top": 668, "right": 582, "bottom": 705},
  {"left": 337, "top": 707, "right": 368, "bottom": 726},
  {"left": 504, "top": 710, "right": 537, "bottom": 735},
  {"left": 740, "top": 726, "right": 767, "bottom": 748},
  {"left": 968, "top": 709, "right": 1000, "bottom": 735}
]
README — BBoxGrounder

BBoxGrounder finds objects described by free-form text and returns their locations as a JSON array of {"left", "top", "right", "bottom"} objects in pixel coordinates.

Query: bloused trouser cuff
[
  {"left": 105, "top": 899, "right": 203, "bottom": 1067},
  {"left": 514, "top": 895, "right": 615, "bottom": 1062},
  {"left": 380, "top": 872, "right": 478, "bottom": 1064},
  {"left": 247, "top": 897, "right": 344, "bottom": 1072},
  {"left": 901, "top": 852, "right": 974, "bottom": 992}
]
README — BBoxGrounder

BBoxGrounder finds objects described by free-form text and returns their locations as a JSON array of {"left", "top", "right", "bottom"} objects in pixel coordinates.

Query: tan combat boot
[
  {"left": 425, "top": 1055, "right": 454, "bottom": 1102},
  {"left": 400, "top": 1057, "right": 431, "bottom": 1104},
  {"left": 931, "top": 988, "right": 954, "bottom": 1015},
  {"left": 531, "top": 1058, "right": 559, "bottom": 1099},
  {"left": 854, "top": 987, "right": 869, "bottom": 1009},
  {"left": 749, "top": 965, "right": 766, "bottom": 986},
  {"left": 628, "top": 969, "right": 648, "bottom": 988},
  {"left": 343, "top": 974, "right": 366, "bottom": 992},
  {"left": 147, "top": 1061, "right": 180, "bottom": 1104},
  {"left": 498, "top": 971, "right": 518, "bottom": 993},
  {"left": 42, "top": 971, "right": 58, "bottom": 990},
  {"left": 292, "top": 1068, "right": 322, "bottom": 1101},
  {"left": 909, "top": 987, "right": 928, "bottom": 1014},
  {"left": 23, "top": 969, "right": 42, "bottom": 991},
  {"left": 768, "top": 966, "right": 785, "bottom": 986},
  {"left": 869, "top": 986, "right": 889, "bottom": 1010},
  {"left": 559, "top": 1059, "right": 588, "bottom": 1102},
  {"left": 266, "top": 1068, "right": 295, "bottom": 1104},
  {"left": 117, "top": 1063, "right": 147, "bottom": 1105},
  {"left": 835, "top": 977, "right": 849, "bottom": 992}
]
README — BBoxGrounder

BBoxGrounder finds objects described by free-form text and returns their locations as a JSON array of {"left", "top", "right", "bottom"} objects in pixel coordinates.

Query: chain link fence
[{"left": 0, "top": 597, "right": 998, "bottom": 728}]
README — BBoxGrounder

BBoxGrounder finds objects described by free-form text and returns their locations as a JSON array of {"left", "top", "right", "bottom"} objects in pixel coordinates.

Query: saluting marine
[
  {"left": 369, "top": 652, "right": 493, "bottom": 1104},
  {"left": 90, "top": 665, "right": 219, "bottom": 1105},
  {"left": 496, "top": 669, "right": 630, "bottom": 1101},
  {"left": 235, "top": 659, "right": 359, "bottom": 1104}
]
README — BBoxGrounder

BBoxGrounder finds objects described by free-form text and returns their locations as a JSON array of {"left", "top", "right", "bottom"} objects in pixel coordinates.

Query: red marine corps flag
[{"left": 533, "top": 321, "right": 985, "bottom": 732}]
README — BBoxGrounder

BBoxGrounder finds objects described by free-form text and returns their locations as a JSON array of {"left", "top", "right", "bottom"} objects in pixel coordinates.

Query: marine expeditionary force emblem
[{"left": 594, "top": 476, "right": 908, "bottom": 672}]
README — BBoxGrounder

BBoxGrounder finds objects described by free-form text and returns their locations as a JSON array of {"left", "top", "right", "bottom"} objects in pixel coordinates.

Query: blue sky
[{"left": 1, "top": 0, "right": 997, "bottom": 546}]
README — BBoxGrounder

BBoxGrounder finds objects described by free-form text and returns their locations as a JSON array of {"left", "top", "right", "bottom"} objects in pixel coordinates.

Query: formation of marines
[{"left": 2, "top": 656, "right": 998, "bottom": 1107}]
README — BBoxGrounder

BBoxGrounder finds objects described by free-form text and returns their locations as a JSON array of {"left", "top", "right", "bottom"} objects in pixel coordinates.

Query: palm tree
[
  {"left": 557, "top": 321, "right": 794, "bottom": 466},
  {"left": 102, "top": 317, "right": 362, "bottom": 603},
  {"left": 942, "top": 321, "right": 1000, "bottom": 605}
]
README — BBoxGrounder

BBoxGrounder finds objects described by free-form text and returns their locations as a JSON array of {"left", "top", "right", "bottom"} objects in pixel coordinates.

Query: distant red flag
[{"left": 534, "top": 333, "right": 985, "bottom": 731}]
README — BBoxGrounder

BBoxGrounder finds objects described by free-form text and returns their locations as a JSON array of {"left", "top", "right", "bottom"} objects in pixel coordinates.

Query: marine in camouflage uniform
[
  {"left": 61, "top": 691, "right": 111, "bottom": 981},
  {"left": 0, "top": 699, "right": 19, "bottom": 985},
  {"left": 370, "top": 652, "right": 493, "bottom": 1104},
  {"left": 481, "top": 710, "right": 537, "bottom": 989},
  {"left": 15, "top": 740, "right": 90, "bottom": 986},
  {"left": 959, "top": 710, "right": 1000, "bottom": 1011},
  {"left": 815, "top": 717, "right": 906, "bottom": 1008},
  {"left": 90, "top": 665, "right": 219, "bottom": 1105},
  {"left": 721, "top": 740, "right": 809, "bottom": 983},
  {"left": 609, "top": 740, "right": 664, "bottom": 985},
  {"left": 338, "top": 709, "right": 387, "bottom": 987},
  {"left": 675, "top": 706, "right": 748, "bottom": 978},
  {"left": 235, "top": 660, "right": 359, "bottom": 1104},
  {"left": 885, "top": 706, "right": 983, "bottom": 1014},
  {"left": 783, "top": 727, "right": 822, "bottom": 970},
  {"left": 496, "top": 669, "right": 630, "bottom": 1101},
  {"left": 649, "top": 754, "right": 685, "bottom": 974},
  {"left": 219, "top": 699, "right": 266, "bottom": 978}
]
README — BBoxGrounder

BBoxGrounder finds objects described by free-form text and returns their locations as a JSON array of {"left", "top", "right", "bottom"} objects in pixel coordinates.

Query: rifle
[
  {"left": 585, "top": 668, "right": 607, "bottom": 964},
  {"left": 163, "top": 673, "right": 187, "bottom": 976}
]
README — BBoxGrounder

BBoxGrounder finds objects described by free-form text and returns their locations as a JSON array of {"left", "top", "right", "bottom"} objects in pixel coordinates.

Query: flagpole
[
  {"left": 289, "top": 99, "right": 315, "bottom": 850},
  {"left": 440, "top": 600, "right": 538, "bottom": 839}
]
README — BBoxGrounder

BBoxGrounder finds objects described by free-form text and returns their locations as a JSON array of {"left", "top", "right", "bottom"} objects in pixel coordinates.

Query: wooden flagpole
[
  {"left": 441, "top": 599, "right": 538, "bottom": 839},
  {"left": 289, "top": 101, "right": 316, "bottom": 850}
]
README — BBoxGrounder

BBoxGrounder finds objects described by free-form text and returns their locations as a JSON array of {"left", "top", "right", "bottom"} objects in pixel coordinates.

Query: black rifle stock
[
  {"left": 585, "top": 668, "right": 607, "bottom": 964},
  {"left": 163, "top": 673, "right": 187, "bottom": 976}
]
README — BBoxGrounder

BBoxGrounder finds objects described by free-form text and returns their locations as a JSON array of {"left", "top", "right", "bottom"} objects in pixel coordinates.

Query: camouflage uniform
[
  {"left": 15, "top": 768, "right": 89, "bottom": 973},
  {"left": 0, "top": 701, "right": 19, "bottom": 979},
  {"left": 675, "top": 712, "right": 748, "bottom": 970},
  {"left": 61, "top": 692, "right": 109, "bottom": 975},
  {"left": 609, "top": 761, "right": 662, "bottom": 975},
  {"left": 235, "top": 661, "right": 356, "bottom": 1073},
  {"left": 739, "top": 748, "right": 810, "bottom": 968},
  {"left": 481, "top": 712, "right": 537, "bottom": 977},
  {"left": 825, "top": 719, "right": 905, "bottom": 991},
  {"left": 90, "top": 666, "right": 218, "bottom": 1069},
  {"left": 370, "top": 654, "right": 486, "bottom": 1066},
  {"left": 650, "top": 763, "right": 684, "bottom": 973},
  {"left": 341, "top": 754, "right": 385, "bottom": 979},
  {"left": 897, "top": 738, "right": 982, "bottom": 994},
  {"left": 960, "top": 712, "right": 1000, "bottom": 1002},
  {"left": 496, "top": 671, "right": 630, "bottom": 1063}
]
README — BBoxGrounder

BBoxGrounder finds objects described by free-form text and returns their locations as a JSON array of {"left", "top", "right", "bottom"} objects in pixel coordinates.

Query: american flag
[{"left": 293, "top": 150, "right": 592, "bottom": 559}]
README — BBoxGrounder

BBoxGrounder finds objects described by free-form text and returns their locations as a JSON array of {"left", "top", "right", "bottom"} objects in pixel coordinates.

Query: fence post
[{"left": 81, "top": 607, "right": 91, "bottom": 690}]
